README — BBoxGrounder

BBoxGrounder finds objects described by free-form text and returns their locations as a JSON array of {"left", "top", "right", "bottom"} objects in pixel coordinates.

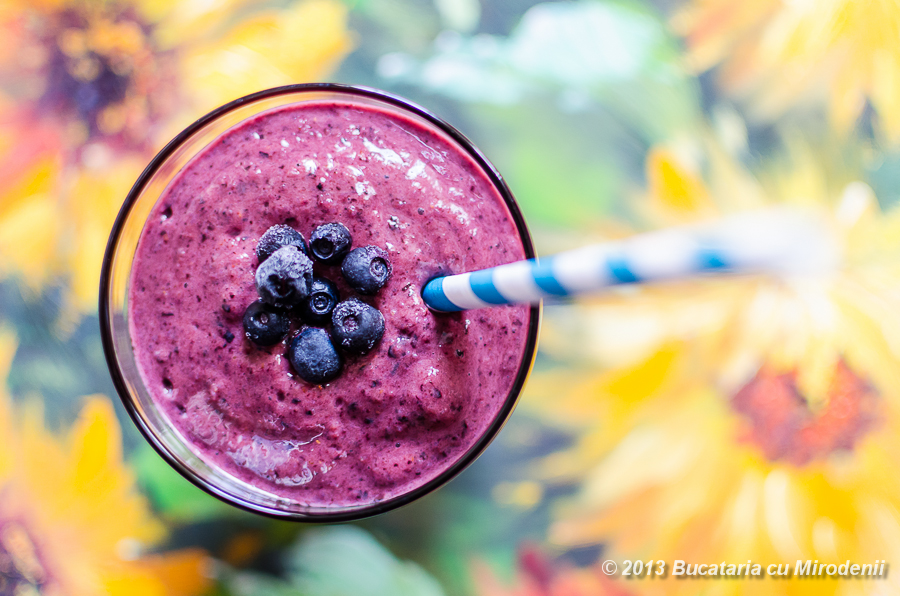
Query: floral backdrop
[{"left": 2, "top": 0, "right": 900, "bottom": 594}]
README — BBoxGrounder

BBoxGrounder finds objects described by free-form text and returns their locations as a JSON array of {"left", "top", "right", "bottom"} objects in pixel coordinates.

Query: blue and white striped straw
[{"left": 422, "top": 209, "right": 837, "bottom": 312}]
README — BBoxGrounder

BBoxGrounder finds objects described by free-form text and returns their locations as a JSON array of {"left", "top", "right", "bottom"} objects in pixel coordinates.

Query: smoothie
[{"left": 128, "top": 98, "right": 531, "bottom": 508}]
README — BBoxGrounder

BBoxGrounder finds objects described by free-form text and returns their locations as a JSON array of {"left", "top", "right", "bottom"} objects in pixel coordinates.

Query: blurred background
[{"left": 2, "top": 0, "right": 900, "bottom": 594}]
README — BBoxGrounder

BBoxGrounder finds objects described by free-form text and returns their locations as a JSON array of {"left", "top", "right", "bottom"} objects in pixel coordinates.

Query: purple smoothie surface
[{"left": 128, "top": 100, "right": 531, "bottom": 508}]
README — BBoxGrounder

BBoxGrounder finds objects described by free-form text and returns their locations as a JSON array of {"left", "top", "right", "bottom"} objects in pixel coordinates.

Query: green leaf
[
  {"left": 131, "top": 443, "right": 231, "bottom": 521},
  {"left": 220, "top": 568, "right": 307, "bottom": 596},
  {"left": 464, "top": 101, "right": 640, "bottom": 229},
  {"left": 505, "top": 0, "right": 671, "bottom": 86},
  {"left": 377, "top": 0, "right": 701, "bottom": 139},
  {"left": 286, "top": 526, "right": 447, "bottom": 596}
]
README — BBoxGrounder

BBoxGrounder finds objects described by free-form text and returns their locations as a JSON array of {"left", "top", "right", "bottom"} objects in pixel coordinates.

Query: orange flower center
[
  {"left": 28, "top": 5, "right": 175, "bottom": 151},
  {"left": 731, "top": 361, "right": 880, "bottom": 465}
]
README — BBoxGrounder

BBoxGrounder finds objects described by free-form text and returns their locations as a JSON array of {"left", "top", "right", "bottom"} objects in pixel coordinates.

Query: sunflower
[
  {"left": 524, "top": 135, "right": 900, "bottom": 594},
  {"left": 0, "top": 0, "right": 353, "bottom": 318},
  {"left": 671, "top": 0, "right": 900, "bottom": 143},
  {"left": 0, "top": 328, "right": 211, "bottom": 596}
]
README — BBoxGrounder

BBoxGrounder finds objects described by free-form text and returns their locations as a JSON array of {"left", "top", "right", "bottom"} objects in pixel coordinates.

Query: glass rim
[{"left": 99, "top": 82, "right": 541, "bottom": 522}]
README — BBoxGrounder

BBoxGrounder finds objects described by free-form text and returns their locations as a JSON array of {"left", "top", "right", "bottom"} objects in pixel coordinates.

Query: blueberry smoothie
[{"left": 128, "top": 98, "right": 532, "bottom": 508}]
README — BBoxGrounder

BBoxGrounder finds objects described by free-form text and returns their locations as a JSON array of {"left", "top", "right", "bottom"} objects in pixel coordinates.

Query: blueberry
[
  {"left": 300, "top": 277, "right": 340, "bottom": 325},
  {"left": 255, "top": 245, "right": 313, "bottom": 308},
  {"left": 288, "top": 327, "right": 342, "bottom": 384},
  {"left": 242, "top": 301, "right": 291, "bottom": 346},
  {"left": 341, "top": 246, "right": 391, "bottom": 294},
  {"left": 309, "top": 223, "right": 352, "bottom": 265},
  {"left": 331, "top": 298, "right": 385, "bottom": 354},
  {"left": 257, "top": 224, "right": 308, "bottom": 263}
]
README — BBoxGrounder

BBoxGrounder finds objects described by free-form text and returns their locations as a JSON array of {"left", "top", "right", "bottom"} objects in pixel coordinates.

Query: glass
[{"left": 99, "top": 83, "right": 541, "bottom": 521}]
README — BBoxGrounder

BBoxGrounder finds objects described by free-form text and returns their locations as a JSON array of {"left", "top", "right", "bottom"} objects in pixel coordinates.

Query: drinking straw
[{"left": 422, "top": 209, "right": 837, "bottom": 312}]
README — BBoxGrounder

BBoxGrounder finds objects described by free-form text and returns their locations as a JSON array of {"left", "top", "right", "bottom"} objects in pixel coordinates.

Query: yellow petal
[
  {"left": 150, "top": 0, "right": 259, "bottom": 48},
  {"left": 67, "top": 396, "right": 165, "bottom": 550},
  {"left": 0, "top": 195, "right": 62, "bottom": 290},
  {"left": 69, "top": 397, "right": 123, "bottom": 489},
  {"left": 181, "top": 0, "right": 353, "bottom": 114},
  {"left": 0, "top": 364, "right": 207, "bottom": 595},
  {"left": 870, "top": 50, "right": 900, "bottom": 144},
  {"left": 828, "top": 69, "right": 866, "bottom": 136},
  {"left": 673, "top": 0, "right": 900, "bottom": 144},
  {"left": 646, "top": 148, "right": 714, "bottom": 218},
  {"left": 63, "top": 160, "right": 142, "bottom": 314},
  {"left": 105, "top": 550, "right": 212, "bottom": 596},
  {"left": 604, "top": 342, "right": 680, "bottom": 402},
  {"left": 0, "top": 155, "right": 62, "bottom": 289}
]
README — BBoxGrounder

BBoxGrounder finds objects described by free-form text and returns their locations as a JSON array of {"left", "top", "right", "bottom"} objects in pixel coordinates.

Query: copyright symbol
[{"left": 601, "top": 560, "right": 617, "bottom": 575}]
